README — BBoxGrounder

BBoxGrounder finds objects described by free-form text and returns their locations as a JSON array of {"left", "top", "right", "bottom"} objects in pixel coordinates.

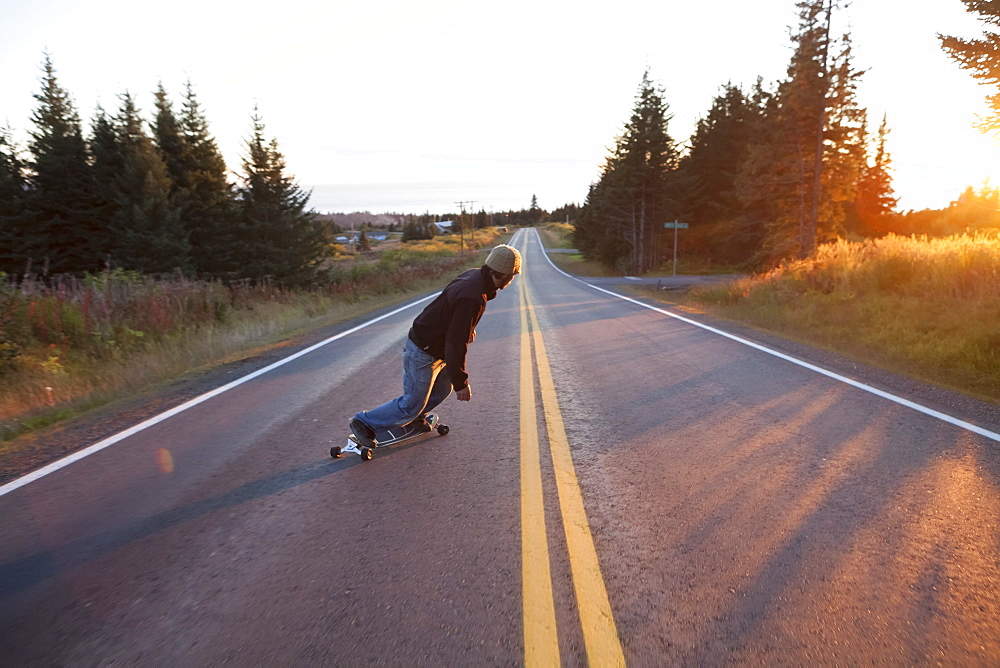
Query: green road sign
[{"left": 663, "top": 222, "right": 689, "bottom": 229}]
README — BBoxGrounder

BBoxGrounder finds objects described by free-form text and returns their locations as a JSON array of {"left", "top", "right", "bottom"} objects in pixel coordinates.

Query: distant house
[
  {"left": 433, "top": 220, "right": 454, "bottom": 234},
  {"left": 336, "top": 233, "right": 388, "bottom": 244}
]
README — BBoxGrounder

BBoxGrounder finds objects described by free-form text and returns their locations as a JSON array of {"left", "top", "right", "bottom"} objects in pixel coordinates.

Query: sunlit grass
[
  {"left": 540, "top": 222, "right": 575, "bottom": 249},
  {"left": 676, "top": 232, "right": 1000, "bottom": 403},
  {"left": 539, "top": 222, "right": 741, "bottom": 277},
  {"left": 548, "top": 252, "right": 622, "bottom": 277},
  {"left": 538, "top": 223, "right": 619, "bottom": 277}
]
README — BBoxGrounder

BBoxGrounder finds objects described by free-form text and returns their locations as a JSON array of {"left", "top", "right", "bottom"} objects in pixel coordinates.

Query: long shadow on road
[{"left": 0, "top": 456, "right": 355, "bottom": 603}]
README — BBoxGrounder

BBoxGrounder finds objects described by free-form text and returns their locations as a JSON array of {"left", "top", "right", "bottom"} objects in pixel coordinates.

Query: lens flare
[{"left": 156, "top": 448, "right": 174, "bottom": 474}]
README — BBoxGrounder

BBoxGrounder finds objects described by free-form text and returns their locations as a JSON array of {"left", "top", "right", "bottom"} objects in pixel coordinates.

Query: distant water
[{"left": 305, "top": 182, "right": 554, "bottom": 215}]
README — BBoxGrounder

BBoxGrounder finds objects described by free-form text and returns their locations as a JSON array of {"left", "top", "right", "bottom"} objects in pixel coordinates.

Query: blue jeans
[{"left": 355, "top": 338, "right": 453, "bottom": 432}]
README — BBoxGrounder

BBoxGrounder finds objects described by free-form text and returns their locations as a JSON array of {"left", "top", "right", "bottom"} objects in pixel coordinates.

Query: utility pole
[{"left": 454, "top": 200, "right": 476, "bottom": 252}]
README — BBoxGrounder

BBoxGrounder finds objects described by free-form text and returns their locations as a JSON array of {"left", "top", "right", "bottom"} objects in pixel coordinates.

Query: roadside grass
[
  {"left": 653, "top": 232, "right": 1000, "bottom": 405},
  {"left": 538, "top": 222, "right": 743, "bottom": 277},
  {"left": 539, "top": 222, "right": 575, "bottom": 249},
  {"left": 538, "top": 223, "right": 620, "bottom": 277},
  {"left": 546, "top": 252, "right": 621, "bottom": 278},
  {"left": 0, "top": 228, "right": 502, "bottom": 450}
]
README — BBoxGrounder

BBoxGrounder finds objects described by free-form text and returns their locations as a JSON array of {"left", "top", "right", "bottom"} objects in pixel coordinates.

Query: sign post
[{"left": 663, "top": 221, "right": 689, "bottom": 276}]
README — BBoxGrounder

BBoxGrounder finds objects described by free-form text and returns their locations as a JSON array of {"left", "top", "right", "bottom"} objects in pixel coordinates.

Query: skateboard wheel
[
  {"left": 361, "top": 447, "right": 373, "bottom": 461},
  {"left": 330, "top": 446, "right": 342, "bottom": 458},
  {"left": 437, "top": 425, "right": 450, "bottom": 436}
]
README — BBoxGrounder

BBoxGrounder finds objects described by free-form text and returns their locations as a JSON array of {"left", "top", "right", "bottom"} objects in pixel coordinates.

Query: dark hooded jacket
[{"left": 408, "top": 265, "right": 497, "bottom": 391}]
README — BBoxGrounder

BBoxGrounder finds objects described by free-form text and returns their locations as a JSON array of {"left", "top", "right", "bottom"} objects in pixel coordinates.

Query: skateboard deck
[{"left": 331, "top": 413, "right": 449, "bottom": 461}]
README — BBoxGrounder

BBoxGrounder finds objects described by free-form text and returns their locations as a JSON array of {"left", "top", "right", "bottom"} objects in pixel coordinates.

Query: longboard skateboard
[{"left": 331, "top": 413, "right": 449, "bottom": 461}]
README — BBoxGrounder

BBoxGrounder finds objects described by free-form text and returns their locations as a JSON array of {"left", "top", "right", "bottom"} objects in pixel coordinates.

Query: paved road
[{"left": 2, "top": 228, "right": 999, "bottom": 664}]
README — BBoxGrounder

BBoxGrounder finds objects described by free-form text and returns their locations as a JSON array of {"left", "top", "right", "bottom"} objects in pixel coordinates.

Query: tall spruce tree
[
  {"left": 851, "top": 115, "right": 898, "bottom": 236},
  {"left": 474, "top": 209, "right": 489, "bottom": 229},
  {"left": 676, "top": 82, "right": 761, "bottom": 226},
  {"left": 25, "top": 54, "right": 104, "bottom": 274},
  {"left": 737, "top": 0, "right": 866, "bottom": 262},
  {"left": 528, "top": 194, "right": 542, "bottom": 225},
  {"left": 153, "top": 81, "right": 235, "bottom": 277},
  {"left": 109, "top": 92, "right": 191, "bottom": 274},
  {"left": 152, "top": 83, "right": 188, "bottom": 191},
  {"left": 0, "top": 128, "right": 30, "bottom": 275},
  {"left": 734, "top": 76, "right": 791, "bottom": 263},
  {"left": 575, "top": 70, "right": 678, "bottom": 273},
  {"left": 675, "top": 81, "right": 770, "bottom": 265},
  {"left": 88, "top": 105, "right": 121, "bottom": 264},
  {"left": 401, "top": 216, "right": 420, "bottom": 242},
  {"left": 819, "top": 29, "right": 868, "bottom": 238},
  {"left": 940, "top": 2, "right": 1000, "bottom": 134},
  {"left": 180, "top": 81, "right": 235, "bottom": 276},
  {"left": 758, "top": 0, "right": 833, "bottom": 260},
  {"left": 235, "top": 110, "right": 328, "bottom": 284},
  {"left": 722, "top": 80, "right": 778, "bottom": 265}
]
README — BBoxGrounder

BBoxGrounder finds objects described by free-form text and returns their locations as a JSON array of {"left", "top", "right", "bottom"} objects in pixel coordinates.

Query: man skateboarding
[{"left": 349, "top": 243, "right": 522, "bottom": 449}]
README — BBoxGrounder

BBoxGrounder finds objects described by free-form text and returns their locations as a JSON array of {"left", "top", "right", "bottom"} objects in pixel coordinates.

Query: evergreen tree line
[
  {"left": 322, "top": 199, "right": 571, "bottom": 247},
  {"left": 0, "top": 55, "right": 328, "bottom": 285},
  {"left": 396, "top": 198, "right": 559, "bottom": 241},
  {"left": 481, "top": 196, "right": 557, "bottom": 229},
  {"left": 401, "top": 214, "right": 442, "bottom": 242},
  {"left": 575, "top": 0, "right": 898, "bottom": 273}
]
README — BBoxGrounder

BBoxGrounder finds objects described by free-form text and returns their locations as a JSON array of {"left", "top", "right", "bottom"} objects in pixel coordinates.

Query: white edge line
[
  {"left": 530, "top": 229, "right": 1000, "bottom": 444},
  {"left": 0, "top": 292, "right": 441, "bottom": 498}
]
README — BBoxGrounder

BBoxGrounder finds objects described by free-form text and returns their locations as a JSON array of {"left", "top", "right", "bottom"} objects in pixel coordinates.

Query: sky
[{"left": 0, "top": 0, "right": 996, "bottom": 216}]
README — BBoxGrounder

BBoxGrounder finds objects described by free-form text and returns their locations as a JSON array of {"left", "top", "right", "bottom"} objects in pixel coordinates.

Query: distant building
[{"left": 434, "top": 220, "right": 454, "bottom": 234}]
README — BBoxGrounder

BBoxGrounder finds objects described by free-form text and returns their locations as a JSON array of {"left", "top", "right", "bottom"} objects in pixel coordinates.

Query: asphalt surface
[{"left": 1, "top": 228, "right": 999, "bottom": 664}]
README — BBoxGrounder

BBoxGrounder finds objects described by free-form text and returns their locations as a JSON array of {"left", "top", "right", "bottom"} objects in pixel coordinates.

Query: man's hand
[{"left": 456, "top": 385, "right": 472, "bottom": 401}]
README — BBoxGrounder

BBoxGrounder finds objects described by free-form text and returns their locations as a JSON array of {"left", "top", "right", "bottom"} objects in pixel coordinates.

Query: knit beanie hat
[{"left": 485, "top": 244, "right": 522, "bottom": 275}]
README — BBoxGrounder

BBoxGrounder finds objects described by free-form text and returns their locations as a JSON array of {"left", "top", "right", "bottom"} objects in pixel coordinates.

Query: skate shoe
[
  {"left": 404, "top": 413, "right": 439, "bottom": 433},
  {"left": 349, "top": 418, "right": 377, "bottom": 448}
]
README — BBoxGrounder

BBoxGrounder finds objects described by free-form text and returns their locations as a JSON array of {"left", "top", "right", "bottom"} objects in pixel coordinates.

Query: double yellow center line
[{"left": 519, "top": 275, "right": 626, "bottom": 667}]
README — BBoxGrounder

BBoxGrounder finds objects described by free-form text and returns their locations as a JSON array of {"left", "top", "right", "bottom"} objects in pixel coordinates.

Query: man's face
[{"left": 494, "top": 272, "right": 515, "bottom": 290}]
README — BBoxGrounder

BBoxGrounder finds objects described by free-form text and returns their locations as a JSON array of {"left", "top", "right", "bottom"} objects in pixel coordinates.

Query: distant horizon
[{"left": 304, "top": 182, "right": 583, "bottom": 217}]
